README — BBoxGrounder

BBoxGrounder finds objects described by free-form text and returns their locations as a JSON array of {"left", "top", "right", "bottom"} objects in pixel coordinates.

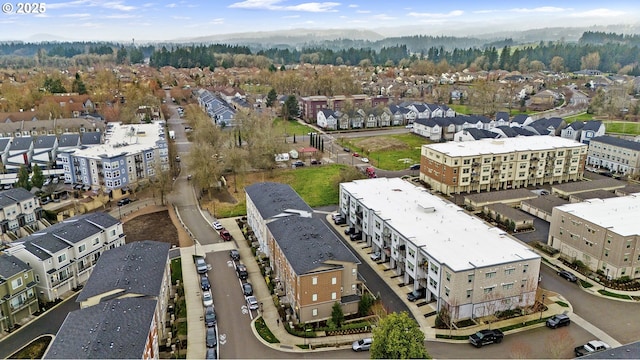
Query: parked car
[
  {"left": 352, "top": 152, "right": 360, "bottom": 157},
  {"left": 331, "top": 213, "right": 342, "bottom": 221},
  {"left": 468, "top": 329, "right": 504, "bottom": 348},
  {"left": 343, "top": 147, "right": 351, "bottom": 152},
  {"left": 212, "top": 221, "right": 224, "bottom": 230},
  {"left": 546, "top": 314, "right": 570, "bottom": 329},
  {"left": 195, "top": 257, "right": 208, "bottom": 274},
  {"left": 344, "top": 227, "right": 356, "bottom": 235},
  {"left": 242, "top": 282, "right": 253, "bottom": 296},
  {"left": 206, "top": 348, "right": 217, "bottom": 359},
  {"left": 361, "top": 157, "right": 369, "bottom": 163},
  {"left": 405, "top": 124, "right": 414, "bottom": 129},
  {"left": 407, "top": 288, "right": 426, "bottom": 302},
  {"left": 204, "top": 306, "right": 217, "bottom": 327},
  {"left": 310, "top": 159, "right": 321, "bottom": 165},
  {"left": 334, "top": 216, "right": 346, "bottom": 225},
  {"left": 370, "top": 251, "right": 381, "bottom": 261},
  {"left": 575, "top": 340, "right": 610, "bottom": 357},
  {"left": 409, "top": 164, "right": 420, "bottom": 170},
  {"left": 229, "top": 249, "right": 240, "bottom": 261},
  {"left": 350, "top": 232, "right": 363, "bottom": 241},
  {"left": 117, "top": 197, "right": 131, "bottom": 206},
  {"left": 557, "top": 270, "right": 578, "bottom": 282},
  {"left": 220, "top": 230, "right": 232, "bottom": 241},
  {"left": 206, "top": 327, "right": 217, "bottom": 348},
  {"left": 246, "top": 295, "right": 259, "bottom": 310},
  {"left": 292, "top": 160, "right": 305, "bottom": 167},
  {"left": 236, "top": 264, "right": 248, "bottom": 280},
  {"left": 175, "top": 155, "right": 181, "bottom": 162},
  {"left": 352, "top": 338, "right": 373, "bottom": 352},
  {"left": 200, "top": 275, "right": 211, "bottom": 291},
  {"left": 202, "top": 290, "right": 213, "bottom": 307}
]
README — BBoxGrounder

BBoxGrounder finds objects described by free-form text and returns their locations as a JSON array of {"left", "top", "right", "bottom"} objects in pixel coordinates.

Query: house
[
  {"left": 490, "top": 125, "right": 536, "bottom": 138},
  {"left": 580, "top": 121, "right": 605, "bottom": 144},
  {"left": 0, "top": 253, "right": 39, "bottom": 332},
  {"left": 6, "top": 137, "right": 33, "bottom": 172},
  {"left": 245, "top": 182, "right": 361, "bottom": 324},
  {"left": 529, "top": 90, "right": 560, "bottom": 109},
  {"left": 316, "top": 109, "right": 338, "bottom": 130},
  {"left": 5, "top": 212, "right": 125, "bottom": 302},
  {"left": 340, "top": 178, "right": 540, "bottom": 322},
  {"left": 587, "top": 135, "right": 640, "bottom": 175},
  {"left": 526, "top": 117, "right": 566, "bottom": 136},
  {"left": 510, "top": 114, "right": 533, "bottom": 127},
  {"left": 31, "top": 135, "right": 58, "bottom": 170},
  {"left": 560, "top": 121, "right": 584, "bottom": 141},
  {"left": 413, "top": 118, "right": 442, "bottom": 142},
  {"left": 44, "top": 297, "right": 159, "bottom": 359},
  {"left": 495, "top": 112, "right": 510, "bottom": 124},
  {"left": 0, "top": 187, "right": 43, "bottom": 238},
  {"left": 483, "top": 203, "right": 535, "bottom": 231},
  {"left": 453, "top": 128, "right": 499, "bottom": 142},
  {"left": 301, "top": 96, "right": 329, "bottom": 121},
  {"left": 76, "top": 240, "right": 171, "bottom": 341}
]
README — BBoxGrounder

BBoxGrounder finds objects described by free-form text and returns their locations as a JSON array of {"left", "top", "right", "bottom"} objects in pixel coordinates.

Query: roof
[
  {"left": 33, "top": 135, "right": 57, "bottom": 149},
  {"left": 80, "top": 132, "right": 102, "bottom": 145},
  {"left": 551, "top": 178, "right": 626, "bottom": 194},
  {"left": 569, "top": 189, "right": 618, "bottom": 202},
  {"left": 425, "top": 136, "right": 585, "bottom": 158},
  {"left": 554, "top": 194, "right": 640, "bottom": 237},
  {"left": 9, "top": 136, "right": 33, "bottom": 150},
  {"left": 58, "top": 134, "right": 80, "bottom": 147},
  {"left": 459, "top": 128, "right": 499, "bottom": 140},
  {"left": 245, "top": 182, "right": 312, "bottom": 220},
  {"left": 77, "top": 240, "right": 170, "bottom": 302},
  {"left": 522, "top": 195, "right": 570, "bottom": 214},
  {"left": 341, "top": 178, "right": 539, "bottom": 272},
  {"left": 580, "top": 340, "right": 640, "bottom": 359},
  {"left": 511, "top": 114, "right": 530, "bottom": 124},
  {"left": 465, "top": 188, "right": 538, "bottom": 205},
  {"left": 0, "top": 253, "right": 30, "bottom": 281},
  {"left": 71, "top": 122, "right": 164, "bottom": 159},
  {"left": 0, "top": 187, "right": 35, "bottom": 207},
  {"left": 44, "top": 297, "right": 157, "bottom": 359},
  {"left": 485, "top": 203, "right": 534, "bottom": 222},
  {"left": 582, "top": 121, "right": 603, "bottom": 131},
  {"left": 590, "top": 135, "right": 640, "bottom": 151},
  {"left": 495, "top": 112, "right": 509, "bottom": 122}
]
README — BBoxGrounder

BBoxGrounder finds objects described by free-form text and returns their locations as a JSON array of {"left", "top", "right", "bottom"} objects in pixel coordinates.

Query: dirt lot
[{"left": 123, "top": 210, "right": 180, "bottom": 247}]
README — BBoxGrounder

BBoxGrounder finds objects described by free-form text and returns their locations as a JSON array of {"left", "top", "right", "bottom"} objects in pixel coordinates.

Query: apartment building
[
  {"left": 300, "top": 95, "right": 390, "bottom": 122},
  {"left": 5, "top": 212, "right": 125, "bottom": 302},
  {"left": 0, "top": 188, "right": 43, "bottom": 238},
  {"left": 58, "top": 122, "right": 169, "bottom": 193},
  {"left": 245, "top": 182, "right": 361, "bottom": 324},
  {"left": 587, "top": 135, "right": 640, "bottom": 176},
  {"left": 339, "top": 178, "right": 541, "bottom": 322},
  {"left": 548, "top": 194, "right": 640, "bottom": 279},
  {"left": 421, "top": 136, "right": 587, "bottom": 195},
  {"left": 0, "top": 253, "right": 39, "bottom": 332}
]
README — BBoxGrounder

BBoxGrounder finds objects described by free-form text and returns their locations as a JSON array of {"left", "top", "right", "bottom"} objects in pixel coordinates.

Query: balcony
[{"left": 472, "top": 162, "right": 480, "bottom": 167}]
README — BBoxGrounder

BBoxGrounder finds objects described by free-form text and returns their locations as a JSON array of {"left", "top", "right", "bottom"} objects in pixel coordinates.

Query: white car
[
  {"left": 361, "top": 158, "right": 369, "bottom": 163},
  {"left": 370, "top": 252, "right": 382, "bottom": 261},
  {"left": 212, "top": 221, "right": 224, "bottom": 230},
  {"left": 246, "top": 295, "right": 259, "bottom": 310},
  {"left": 202, "top": 290, "right": 213, "bottom": 307}
]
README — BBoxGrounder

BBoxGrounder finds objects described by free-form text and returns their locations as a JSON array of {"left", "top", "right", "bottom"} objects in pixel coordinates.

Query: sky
[{"left": 1, "top": 0, "right": 639, "bottom": 42}]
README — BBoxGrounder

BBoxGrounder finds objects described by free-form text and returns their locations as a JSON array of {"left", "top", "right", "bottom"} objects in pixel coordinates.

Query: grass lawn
[
  {"left": 254, "top": 317, "right": 280, "bottom": 343},
  {"left": 603, "top": 121, "right": 640, "bottom": 135},
  {"left": 273, "top": 118, "right": 314, "bottom": 137},
  {"left": 339, "top": 133, "right": 429, "bottom": 170},
  {"left": 171, "top": 258, "right": 183, "bottom": 284},
  {"left": 564, "top": 113, "right": 595, "bottom": 122}
]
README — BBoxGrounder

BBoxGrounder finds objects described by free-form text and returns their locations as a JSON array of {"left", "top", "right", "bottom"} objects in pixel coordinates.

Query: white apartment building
[
  {"left": 548, "top": 194, "right": 640, "bottom": 279},
  {"left": 339, "top": 178, "right": 541, "bottom": 321},
  {"left": 421, "top": 137, "right": 587, "bottom": 195},
  {"left": 587, "top": 135, "right": 640, "bottom": 176}
]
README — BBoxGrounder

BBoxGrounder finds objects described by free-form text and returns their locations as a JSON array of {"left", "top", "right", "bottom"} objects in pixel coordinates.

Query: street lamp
[
  {"left": 176, "top": 338, "right": 181, "bottom": 357},
  {"left": 604, "top": 268, "right": 610, "bottom": 291},
  {"left": 539, "top": 293, "right": 546, "bottom": 320}
]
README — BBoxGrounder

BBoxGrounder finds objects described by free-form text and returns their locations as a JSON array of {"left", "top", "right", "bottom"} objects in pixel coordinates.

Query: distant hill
[{"left": 178, "top": 28, "right": 385, "bottom": 45}]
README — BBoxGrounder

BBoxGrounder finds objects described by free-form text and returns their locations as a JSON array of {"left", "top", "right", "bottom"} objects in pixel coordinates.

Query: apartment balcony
[{"left": 472, "top": 162, "right": 480, "bottom": 167}]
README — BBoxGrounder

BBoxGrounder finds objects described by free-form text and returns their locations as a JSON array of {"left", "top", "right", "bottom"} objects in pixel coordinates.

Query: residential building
[
  {"left": 548, "top": 194, "right": 640, "bottom": 279},
  {"left": 6, "top": 137, "right": 33, "bottom": 172},
  {"left": 58, "top": 122, "right": 169, "bottom": 193},
  {"left": 339, "top": 178, "right": 540, "bottom": 322},
  {"left": 196, "top": 89, "right": 237, "bottom": 127},
  {"left": 5, "top": 212, "right": 125, "bottom": 302},
  {"left": 0, "top": 188, "right": 43, "bottom": 238},
  {"left": 316, "top": 109, "right": 338, "bottom": 130},
  {"left": 76, "top": 240, "right": 171, "bottom": 340},
  {"left": 0, "top": 253, "right": 39, "bottom": 332},
  {"left": 421, "top": 137, "right": 587, "bottom": 195},
  {"left": 579, "top": 121, "right": 605, "bottom": 144},
  {"left": 45, "top": 297, "right": 159, "bottom": 359},
  {"left": 245, "top": 182, "right": 360, "bottom": 324},
  {"left": 587, "top": 135, "right": 640, "bottom": 176}
]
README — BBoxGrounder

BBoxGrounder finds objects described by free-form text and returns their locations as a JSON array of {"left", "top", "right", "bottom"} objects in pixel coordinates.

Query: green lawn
[
  {"left": 339, "top": 133, "right": 428, "bottom": 171},
  {"left": 564, "top": 113, "right": 595, "bottom": 122},
  {"left": 273, "top": 118, "right": 314, "bottom": 137},
  {"left": 603, "top": 121, "right": 640, "bottom": 135}
]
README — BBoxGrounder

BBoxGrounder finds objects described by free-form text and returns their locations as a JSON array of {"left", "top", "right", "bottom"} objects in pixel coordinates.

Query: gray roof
[
  {"left": 582, "top": 120, "right": 603, "bottom": 131},
  {"left": 76, "top": 240, "right": 170, "bottom": 302},
  {"left": 522, "top": 196, "right": 570, "bottom": 214},
  {"left": 616, "top": 184, "right": 640, "bottom": 196},
  {"left": 485, "top": 203, "right": 534, "bottom": 222},
  {"left": 495, "top": 112, "right": 509, "bottom": 122},
  {"left": 0, "top": 253, "right": 30, "bottom": 281},
  {"left": 19, "top": 212, "right": 120, "bottom": 259},
  {"left": 267, "top": 215, "right": 359, "bottom": 275},
  {"left": 570, "top": 189, "right": 619, "bottom": 202},
  {"left": 33, "top": 135, "right": 57, "bottom": 149},
  {"left": 9, "top": 137, "right": 33, "bottom": 150},
  {"left": 0, "top": 187, "right": 35, "bottom": 207},
  {"left": 45, "top": 297, "right": 157, "bottom": 359},
  {"left": 0, "top": 138, "right": 10, "bottom": 149},
  {"left": 567, "top": 121, "right": 584, "bottom": 130},
  {"left": 58, "top": 134, "right": 80, "bottom": 147},
  {"left": 591, "top": 135, "right": 640, "bottom": 151},
  {"left": 511, "top": 114, "right": 530, "bottom": 124},
  {"left": 245, "top": 182, "right": 312, "bottom": 220},
  {"left": 552, "top": 178, "right": 626, "bottom": 194},
  {"left": 80, "top": 132, "right": 102, "bottom": 145},
  {"left": 465, "top": 188, "right": 538, "bottom": 205},
  {"left": 461, "top": 128, "right": 499, "bottom": 140}
]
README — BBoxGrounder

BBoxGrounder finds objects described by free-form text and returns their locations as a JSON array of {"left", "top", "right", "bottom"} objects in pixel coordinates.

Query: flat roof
[
  {"left": 552, "top": 178, "right": 625, "bottom": 194},
  {"left": 341, "top": 178, "right": 539, "bottom": 272},
  {"left": 555, "top": 194, "right": 640, "bottom": 237},
  {"left": 465, "top": 188, "right": 538, "bottom": 205},
  {"left": 425, "top": 136, "right": 584, "bottom": 157},
  {"left": 70, "top": 122, "right": 165, "bottom": 159}
]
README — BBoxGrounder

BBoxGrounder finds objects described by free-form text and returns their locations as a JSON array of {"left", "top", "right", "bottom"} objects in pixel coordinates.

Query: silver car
[
  {"left": 352, "top": 338, "right": 372, "bottom": 351},
  {"left": 202, "top": 290, "right": 213, "bottom": 307}
]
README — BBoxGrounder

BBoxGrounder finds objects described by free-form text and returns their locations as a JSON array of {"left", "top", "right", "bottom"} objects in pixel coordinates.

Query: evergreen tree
[
  {"left": 266, "top": 89, "right": 277, "bottom": 108},
  {"left": 31, "top": 164, "right": 45, "bottom": 189},
  {"left": 330, "top": 302, "right": 344, "bottom": 328},
  {"left": 16, "top": 165, "right": 31, "bottom": 191},
  {"left": 283, "top": 95, "right": 299, "bottom": 120},
  {"left": 72, "top": 72, "right": 87, "bottom": 95}
]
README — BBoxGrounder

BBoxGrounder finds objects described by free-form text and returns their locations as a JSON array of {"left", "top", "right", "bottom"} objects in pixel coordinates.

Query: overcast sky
[{"left": 1, "top": 0, "right": 639, "bottom": 42}]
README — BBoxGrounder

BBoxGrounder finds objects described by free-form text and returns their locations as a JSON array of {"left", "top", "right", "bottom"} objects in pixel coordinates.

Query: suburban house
[
  {"left": 510, "top": 114, "right": 534, "bottom": 127},
  {"left": 317, "top": 109, "right": 338, "bottom": 130},
  {"left": 300, "top": 95, "right": 390, "bottom": 123},
  {"left": 245, "top": 182, "right": 361, "bottom": 324},
  {"left": 453, "top": 128, "right": 499, "bottom": 142},
  {"left": 45, "top": 297, "right": 159, "bottom": 359},
  {"left": 31, "top": 135, "right": 59, "bottom": 170},
  {"left": 587, "top": 135, "right": 640, "bottom": 176},
  {"left": 4, "top": 212, "right": 125, "bottom": 302},
  {"left": 529, "top": 89, "right": 560, "bottom": 110},
  {"left": 76, "top": 240, "right": 171, "bottom": 341},
  {"left": 339, "top": 178, "right": 541, "bottom": 322},
  {"left": 0, "top": 188, "right": 44, "bottom": 240},
  {"left": 58, "top": 122, "right": 169, "bottom": 194},
  {"left": 548, "top": 194, "right": 640, "bottom": 280},
  {"left": 196, "top": 89, "right": 237, "bottom": 127},
  {"left": 579, "top": 121, "right": 606, "bottom": 144},
  {"left": 6, "top": 137, "right": 34, "bottom": 172},
  {"left": 421, "top": 136, "right": 588, "bottom": 195},
  {"left": 524, "top": 117, "right": 566, "bottom": 136},
  {"left": 0, "top": 253, "right": 39, "bottom": 333}
]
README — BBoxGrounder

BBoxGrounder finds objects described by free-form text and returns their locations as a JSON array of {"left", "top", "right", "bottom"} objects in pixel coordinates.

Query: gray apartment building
[{"left": 587, "top": 135, "right": 640, "bottom": 176}]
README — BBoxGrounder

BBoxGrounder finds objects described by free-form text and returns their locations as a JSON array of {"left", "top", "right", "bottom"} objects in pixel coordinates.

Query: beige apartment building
[
  {"left": 421, "top": 137, "right": 588, "bottom": 195},
  {"left": 548, "top": 194, "right": 640, "bottom": 279},
  {"left": 587, "top": 135, "right": 640, "bottom": 176}
]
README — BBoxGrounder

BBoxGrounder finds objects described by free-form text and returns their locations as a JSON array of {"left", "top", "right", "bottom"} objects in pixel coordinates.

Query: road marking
[
  {"left": 219, "top": 334, "right": 227, "bottom": 345},
  {"left": 227, "top": 260, "right": 235, "bottom": 267},
  {"left": 241, "top": 305, "right": 248, "bottom": 315},
  {"left": 571, "top": 313, "right": 622, "bottom": 347}
]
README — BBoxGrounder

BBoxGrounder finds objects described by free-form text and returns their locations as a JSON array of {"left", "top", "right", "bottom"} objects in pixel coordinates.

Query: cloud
[
  {"left": 172, "top": 16, "right": 190, "bottom": 20},
  {"left": 228, "top": 0, "right": 340, "bottom": 12},
  {"left": 408, "top": 10, "right": 464, "bottom": 18},
  {"left": 105, "top": 14, "right": 140, "bottom": 19},
  {"left": 166, "top": 3, "right": 177, "bottom": 7},
  {"left": 209, "top": 18, "right": 224, "bottom": 24},
  {"left": 101, "top": 1, "right": 136, "bottom": 11},
  {"left": 348, "top": 4, "right": 357, "bottom": 7},
  {"left": 372, "top": 14, "right": 396, "bottom": 21},
  {"left": 509, "top": 7, "right": 569, "bottom": 13},
  {"left": 46, "top": 0, "right": 91, "bottom": 10},
  {"left": 356, "top": 10, "right": 370, "bottom": 14},
  {"left": 61, "top": 13, "right": 92, "bottom": 17},
  {"left": 568, "top": 8, "right": 627, "bottom": 18},
  {"left": 47, "top": 0, "right": 136, "bottom": 11},
  {"left": 283, "top": 15, "right": 301, "bottom": 18}
]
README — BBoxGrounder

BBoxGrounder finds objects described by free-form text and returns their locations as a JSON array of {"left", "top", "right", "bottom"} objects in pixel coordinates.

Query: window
[
  {"left": 468, "top": 274, "right": 474, "bottom": 283},
  {"left": 312, "top": 294, "right": 317, "bottom": 301},
  {"left": 331, "top": 292, "right": 337, "bottom": 300},
  {"left": 93, "top": 237, "right": 100, "bottom": 246},
  {"left": 331, "top": 277, "right": 337, "bottom": 285},
  {"left": 444, "top": 287, "right": 450, "bottom": 296},
  {"left": 486, "top": 271, "right": 496, "bottom": 279},
  {"left": 58, "top": 254, "right": 67, "bottom": 263},
  {"left": 312, "top": 277, "right": 317, "bottom": 285},
  {"left": 523, "top": 264, "right": 528, "bottom": 273},
  {"left": 502, "top": 283, "right": 514, "bottom": 290},
  {"left": 466, "top": 289, "right": 472, "bottom": 298},
  {"left": 505, "top": 268, "right": 515, "bottom": 275},
  {"left": 446, "top": 272, "right": 451, "bottom": 281},
  {"left": 312, "top": 308, "right": 318, "bottom": 316},
  {"left": 483, "top": 287, "right": 495, "bottom": 294},
  {"left": 79, "top": 244, "right": 86, "bottom": 253},
  {"left": 11, "top": 277, "right": 23, "bottom": 290},
  {"left": 430, "top": 263, "right": 439, "bottom": 274}
]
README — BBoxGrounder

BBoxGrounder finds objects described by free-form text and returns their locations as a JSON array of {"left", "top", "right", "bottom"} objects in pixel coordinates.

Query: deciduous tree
[{"left": 371, "top": 312, "right": 429, "bottom": 359}]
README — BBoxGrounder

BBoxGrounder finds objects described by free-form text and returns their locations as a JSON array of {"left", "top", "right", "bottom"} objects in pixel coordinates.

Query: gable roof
[
  {"left": 567, "top": 121, "right": 585, "bottom": 130},
  {"left": 33, "top": 135, "right": 58, "bottom": 149},
  {"left": 495, "top": 112, "right": 509, "bottom": 122},
  {"left": 245, "top": 182, "right": 312, "bottom": 220},
  {"left": 461, "top": 128, "right": 500, "bottom": 140},
  {"left": 0, "top": 187, "right": 35, "bottom": 207},
  {"left": 80, "top": 132, "right": 102, "bottom": 145},
  {"left": 57, "top": 134, "right": 81, "bottom": 147},
  {"left": 9, "top": 137, "right": 33, "bottom": 151},
  {"left": 0, "top": 253, "right": 30, "bottom": 281},
  {"left": 582, "top": 120, "right": 603, "bottom": 131},
  {"left": 77, "top": 240, "right": 170, "bottom": 302},
  {"left": 45, "top": 297, "right": 157, "bottom": 359},
  {"left": 319, "top": 109, "right": 336, "bottom": 118},
  {"left": 511, "top": 114, "right": 530, "bottom": 124}
]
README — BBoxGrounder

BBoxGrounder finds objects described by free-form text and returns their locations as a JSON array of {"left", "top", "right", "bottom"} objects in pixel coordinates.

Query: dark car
[
  {"left": 292, "top": 160, "right": 305, "bottom": 167},
  {"left": 117, "top": 197, "right": 131, "bottom": 206},
  {"left": 236, "top": 264, "right": 248, "bottom": 280},
  {"left": 206, "top": 348, "right": 217, "bottom": 359},
  {"left": 409, "top": 164, "right": 420, "bottom": 170},
  {"left": 546, "top": 314, "right": 570, "bottom": 329},
  {"left": 469, "top": 329, "right": 504, "bottom": 348},
  {"left": 349, "top": 232, "right": 363, "bottom": 241},
  {"left": 310, "top": 159, "right": 321, "bottom": 165},
  {"left": 195, "top": 257, "right": 208, "bottom": 274},
  {"left": 229, "top": 249, "right": 240, "bottom": 261},
  {"left": 557, "top": 270, "right": 578, "bottom": 282},
  {"left": 344, "top": 227, "right": 356, "bottom": 235},
  {"left": 206, "top": 327, "right": 217, "bottom": 348},
  {"left": 242, "top": 282, "right": 253, "bottom": 296},
  {"left": 204, "top": 306, "right": 217, "bottom": 327},
  {"left": 343, "top": 147, "right": 351, "bottom": 152},
  {"left": 407, "top": 288, "right": 425, "bottom": 302},
  {"left": 334, "top": 216, "right": 346, "bottom": 225},
  {"left": 200, "top": 275, "right": 211, "bottom": 291}
]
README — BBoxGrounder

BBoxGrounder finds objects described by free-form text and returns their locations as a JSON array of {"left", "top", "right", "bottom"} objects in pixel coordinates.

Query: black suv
[
  {"left": 349, "top": 232, "right": 363, "bottom": 241},
  {"left": 236, "top": 264, "right": 248, "bottom": 280},
  {"left": 557, "top": 270, "right": 578, "bottom": 282},
  {"left": 229, "top": 249, "right": 240, "bottom": 261},
  {"left": 469, "top": 329, "right": 504, "bottom": 348},
  {"left": 407, "top": 288, "right": 425, "bottom": 302},
  {"left": 546, "top": 314, "right": 570, "bottom": 329},
  {"left": 344, "top": 227, "right": 356, "bottom": 235},
  {"left": 334, "top": 216, "right": 346, "bottom": 225},
  {"left": 205, "top": 306, "right": 217, "bottom": 327},
  {"left": 200, "top": 275, "right": 211, "bottom": 291},
  {"left": 242, "top": 282, "right": 253, "bottom": 296},
  {"left": 117, "top": 198, "right": 131, "bottom": 206}
]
